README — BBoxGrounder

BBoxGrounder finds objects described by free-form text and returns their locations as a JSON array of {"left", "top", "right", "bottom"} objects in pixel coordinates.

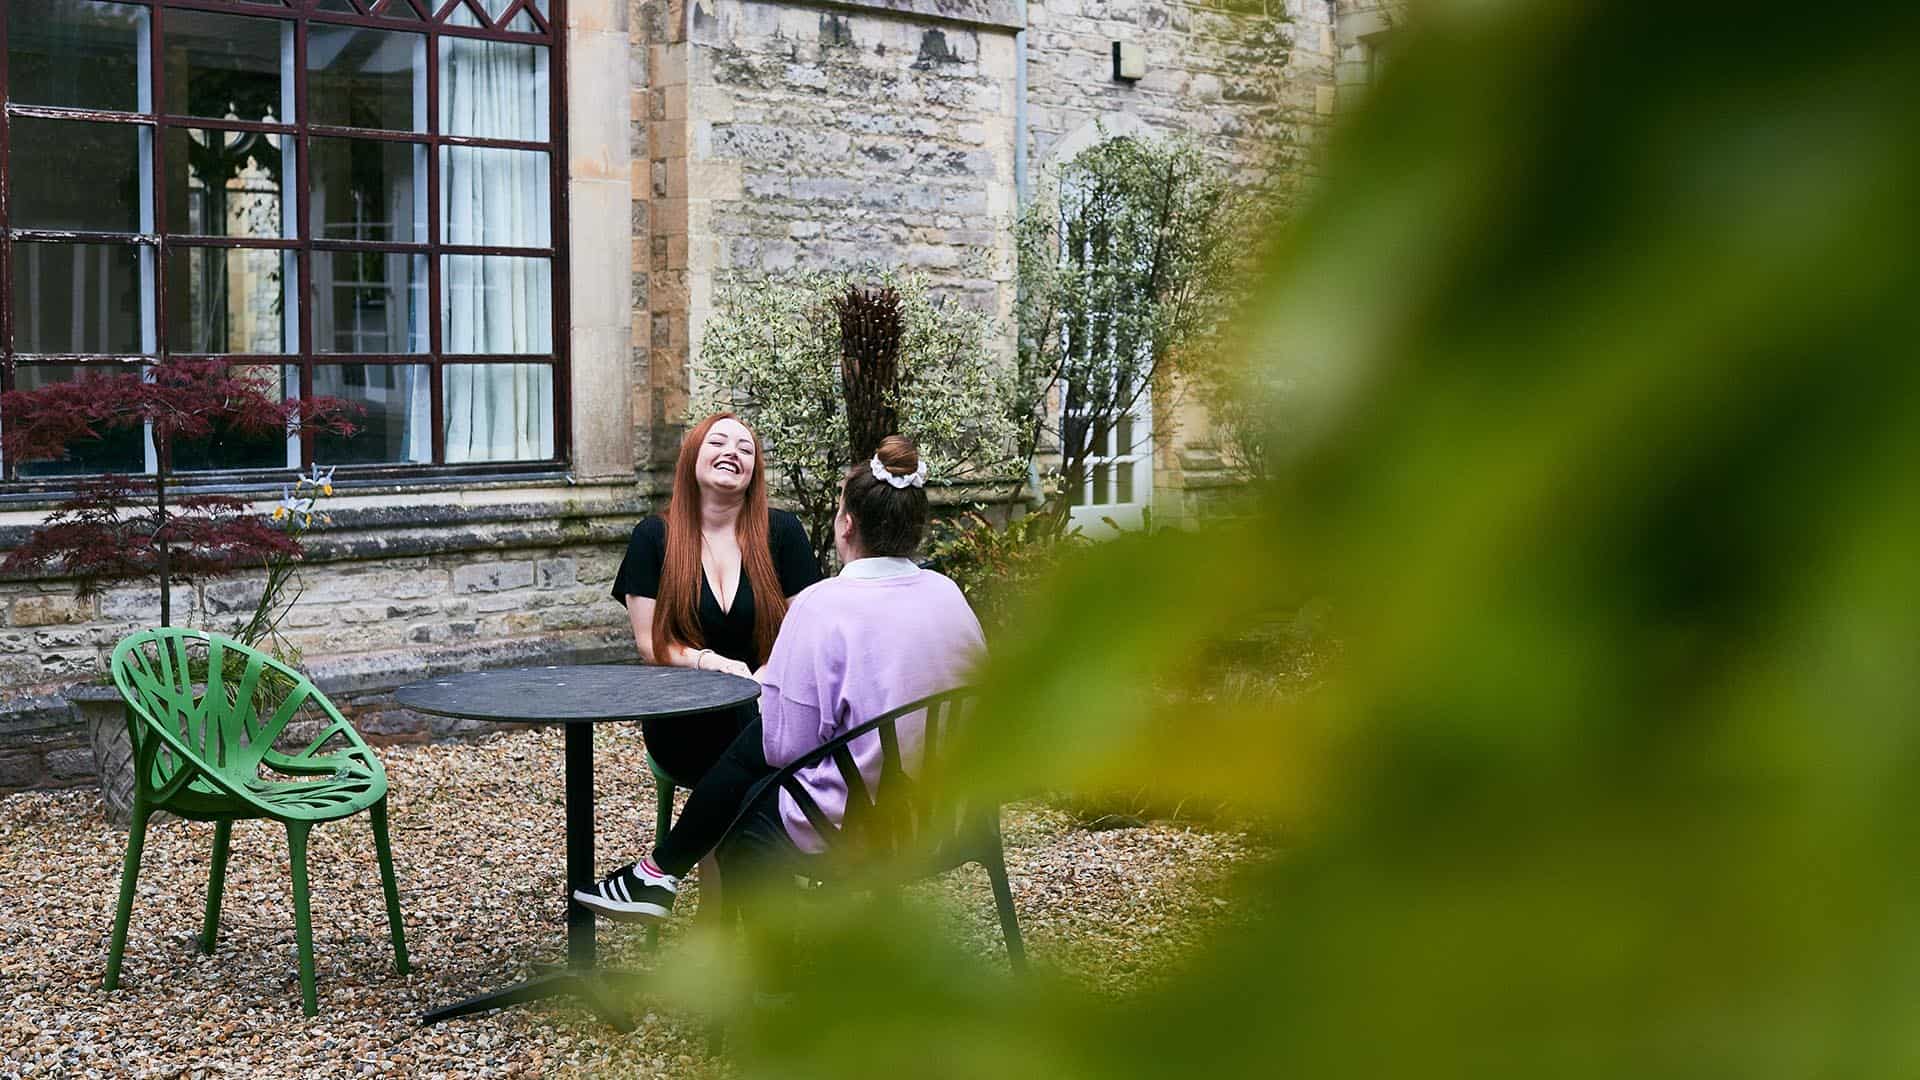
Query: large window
[{"left": 0, "top": 0, "right": 565, "bottom": 484}]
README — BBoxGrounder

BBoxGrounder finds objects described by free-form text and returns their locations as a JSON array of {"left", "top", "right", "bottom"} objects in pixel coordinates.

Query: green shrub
[{"left": 924, "top": 509, "right": 1087, "bottom": 639}]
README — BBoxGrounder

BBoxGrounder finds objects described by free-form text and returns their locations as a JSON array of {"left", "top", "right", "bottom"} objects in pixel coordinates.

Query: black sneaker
[{"left": 574, "top": 861, "right": 678, "bottom": 922}]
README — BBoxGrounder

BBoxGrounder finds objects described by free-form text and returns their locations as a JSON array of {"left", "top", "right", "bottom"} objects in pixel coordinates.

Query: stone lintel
[{"left": 784, "top": 0, "right": 1025, "bottom": 34}]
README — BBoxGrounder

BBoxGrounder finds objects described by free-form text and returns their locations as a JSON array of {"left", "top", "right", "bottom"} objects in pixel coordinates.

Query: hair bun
[{"left": 874, "top": 434, "right": 919, "bottom": 476}]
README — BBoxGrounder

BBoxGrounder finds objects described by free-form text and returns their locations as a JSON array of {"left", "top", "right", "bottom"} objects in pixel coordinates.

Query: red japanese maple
[{"left": 1, "top": 360, "right": 359, "bottom": 626}]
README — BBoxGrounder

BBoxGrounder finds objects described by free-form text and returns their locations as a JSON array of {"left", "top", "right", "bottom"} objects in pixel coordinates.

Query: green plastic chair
[{"left": 105, "top": 628, "right": 410, "bottom": 1016}]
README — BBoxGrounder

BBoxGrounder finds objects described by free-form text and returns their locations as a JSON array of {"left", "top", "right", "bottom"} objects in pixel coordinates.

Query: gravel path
[{"left": 0, "top": 724, "right": 1261, "bottom": 1079}]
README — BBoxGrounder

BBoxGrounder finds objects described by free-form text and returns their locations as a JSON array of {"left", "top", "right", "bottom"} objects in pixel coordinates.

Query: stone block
[
  {"left": 536, "top": 558, "right": 579, "bottom": 590},
  {"left": 0, "top": 754, "right": 42, "bottom": 789},
  {"left": 32, "top": 627, "right": 89, "bottom": 649},
  {"left": 203, "top": 578, "right": 268, "bottom": 615},
  {"left": 353, "top": 710, "right": 431, "bottom": 739},
  {"left": 45, "top": 747, "right": 94, "bottom": 779},
  {"left": 100, "top": 587, "right": 189, "bottom": 621},
  {"left": 11, "top": 595, "right": 94, "bottom": 627},
  {"left": 284, "top": 606, "right": 334, "bottom": 629},
  {"left": 428, "top": 714, "right": 490, "bottom": 740},
  {"left": 907, "top": 244, "right": 963, "bottom": 269},
  {"left": 649, "top": 119, "right": 688, "bottom": 160},
  {"left": 41, "top": 652, "right": 101, "bottom": 677},
  {"left": 452, "top": 562, "right": 537, "bottom": 594}
]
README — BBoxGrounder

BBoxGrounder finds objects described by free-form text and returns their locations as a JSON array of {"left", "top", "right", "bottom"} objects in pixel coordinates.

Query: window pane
[
  {"left": 307, "top": 25, "right": 426, "bottom": 132},
  {"left": 1091, "top": 462, "right": 1111, "bottom": 506},
  {"left": 162, "top": 11, "right": 292, "bottom": 124},
  {"left": 439, "top": 38, "right": 549, "bottom": 141},
  {"left": 312, "top": 252, "right": 427, "bottom": 353},
  {"left": 442, "top": 256, "right": 552, "bottom": 354},
  {"left": 1116, "top": 415, "right": 1135, "bottom": 458},
  {"left": 165, "top": 129, "right": 290, "bottom": 239},
  {"left": 309, "top": 138, "right": 425, "bottom": 243},
  {"left": 5, "top": 0, "right": 148, "bottom": 113},
  {"left": 9, "top": 366, "right": 148, "bottom": 476},
  {"left": 166, "top": 249, "right": 294, "bottom": 354},
  {"left": 171, "top": 364, "right": 292, "bottom": 472},
  {"left": 440, "top": 146, "right": 550, "bottom": 246},
  {"left": 1116, "top": 458, "right": 1134, "bottom": 504},
  {"left": 443, "top": 364, "right": 554, "bottom": 463},
  {"left": 313, "top": 364, "right": 430, "bottom": 464},
  {"left": 10, "top": 119, "right": 149, "bottom": 233},
  {"left": 12, "top": 243, "right": 152, "bottom": 354}
]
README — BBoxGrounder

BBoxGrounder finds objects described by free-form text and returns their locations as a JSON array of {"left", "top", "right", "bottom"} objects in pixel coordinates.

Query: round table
[{"left": 396, "top": 664, "right": 759, "bottom": 1029}]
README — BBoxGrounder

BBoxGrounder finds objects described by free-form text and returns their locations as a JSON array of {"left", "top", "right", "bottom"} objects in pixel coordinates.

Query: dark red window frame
[{"left": 0, "top": 0, "right": 572, "bottom": 490}]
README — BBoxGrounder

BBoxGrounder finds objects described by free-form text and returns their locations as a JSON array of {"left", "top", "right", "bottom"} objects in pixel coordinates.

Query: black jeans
[
  {"left": 651, "top": 716, "right": 801, "bottom": 879},
  {"left": 642, "top": 702, "right": 755, "bottom": 789}
]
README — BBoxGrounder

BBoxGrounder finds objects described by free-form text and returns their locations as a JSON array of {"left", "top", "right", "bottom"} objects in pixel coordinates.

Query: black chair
[{"left": 711, "top": 687, "right": 1026, "bottom": 971}]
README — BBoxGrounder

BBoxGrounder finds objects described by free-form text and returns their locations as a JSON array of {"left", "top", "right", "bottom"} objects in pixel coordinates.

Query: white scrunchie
[{"left": 870, "top": 455, "right": 928, "bottom": 489}]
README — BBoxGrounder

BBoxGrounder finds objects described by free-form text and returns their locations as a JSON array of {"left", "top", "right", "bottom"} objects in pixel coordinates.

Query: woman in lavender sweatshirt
[{"left": 575, "top": 435, "right": 985, "bottom": 921}]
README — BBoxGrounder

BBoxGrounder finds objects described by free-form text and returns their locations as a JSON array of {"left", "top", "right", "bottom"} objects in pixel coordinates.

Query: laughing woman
[{"left": 611, "top": 412, "right": 821, "bottom": 789}]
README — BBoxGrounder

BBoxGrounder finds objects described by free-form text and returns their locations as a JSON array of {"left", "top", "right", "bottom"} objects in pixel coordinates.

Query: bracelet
[{"left": 692, "top": 648, "right": 712, "bottom": 671}]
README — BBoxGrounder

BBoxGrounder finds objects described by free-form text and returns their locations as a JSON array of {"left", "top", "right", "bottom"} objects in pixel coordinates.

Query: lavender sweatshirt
[{"left": 758, "top": 558, "right": 986, "bottom": 853}]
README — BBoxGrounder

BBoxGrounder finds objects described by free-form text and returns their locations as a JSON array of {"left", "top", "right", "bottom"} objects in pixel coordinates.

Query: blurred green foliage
[{"left": 643, "top": 3, "right": 1920, "bottom": 1076}]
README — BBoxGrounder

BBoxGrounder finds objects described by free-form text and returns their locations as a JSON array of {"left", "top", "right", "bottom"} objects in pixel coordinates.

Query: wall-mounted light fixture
[{"left": 1112, "top": 41, "right": 1145, "bottom": 82}]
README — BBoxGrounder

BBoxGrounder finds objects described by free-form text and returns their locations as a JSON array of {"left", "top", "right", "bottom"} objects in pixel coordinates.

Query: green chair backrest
[{"left": 111, "top": 628, "right": 332, "bottom": 805}]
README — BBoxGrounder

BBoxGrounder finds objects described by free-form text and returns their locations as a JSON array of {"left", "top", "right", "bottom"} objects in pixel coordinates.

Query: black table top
[{"left": 394, "top": 664, "right": 760, "bottom": 724}]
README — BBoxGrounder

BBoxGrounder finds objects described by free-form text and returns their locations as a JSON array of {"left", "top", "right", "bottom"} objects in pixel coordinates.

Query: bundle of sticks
[{"left": 835, "top": 284, "right": 904, "bottom": 463}]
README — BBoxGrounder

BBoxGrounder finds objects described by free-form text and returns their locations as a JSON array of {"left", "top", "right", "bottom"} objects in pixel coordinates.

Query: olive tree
[{"left": 692, "top": 267, "right": 1020, "bottom": 572}]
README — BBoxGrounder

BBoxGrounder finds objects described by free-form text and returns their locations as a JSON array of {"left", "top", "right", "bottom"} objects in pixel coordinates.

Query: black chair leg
[{"left": 984, "top": 843, "right": 1027, "bottom": 973}]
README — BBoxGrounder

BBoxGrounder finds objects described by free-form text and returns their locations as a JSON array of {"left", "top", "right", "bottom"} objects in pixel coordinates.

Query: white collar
[{"left": 838, "top": 557, "right": 921, "bottom": 580}]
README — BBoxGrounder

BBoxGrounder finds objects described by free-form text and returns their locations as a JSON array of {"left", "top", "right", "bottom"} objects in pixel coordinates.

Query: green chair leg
[
  {"left": 287, "top": 822, "right": 317, "bottom": 1017},
  {"left": 647, "top": 754, "right": 675, "bottom": 952},
  {"left": 202, "top": 819, "right": 232, "bottom": 955},
  {"left": 103, "top": 799, "right": 152, "bottom": 991},
  {"left": 370, "top": 797, "right": 410, "bottom": 975}
]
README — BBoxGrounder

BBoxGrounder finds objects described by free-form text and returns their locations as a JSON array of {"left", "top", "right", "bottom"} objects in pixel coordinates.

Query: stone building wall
[
  {"left": 1025, "top": 0, "right": 1332, "bottom": 194},
  {"left": 631, "top": 0, "right": 1025, "bottom": 476}
]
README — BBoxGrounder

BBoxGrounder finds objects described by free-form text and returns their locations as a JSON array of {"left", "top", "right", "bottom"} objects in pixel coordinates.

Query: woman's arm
[{"left": 625, "top": 596, "right": 751, "bottom": 676}]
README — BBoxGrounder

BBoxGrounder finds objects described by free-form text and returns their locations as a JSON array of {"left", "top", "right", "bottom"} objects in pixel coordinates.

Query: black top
[
  {"left": 395, "top": 665, "right": 761, "bottom": 724},
  {"left": 610, "top": 509, "right": 821, "bottom": 668}
]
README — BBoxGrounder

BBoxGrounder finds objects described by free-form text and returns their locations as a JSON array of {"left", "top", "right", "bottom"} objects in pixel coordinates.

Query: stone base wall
[{"left": 0, "top": 485, "right": 646, "bottom": 796}]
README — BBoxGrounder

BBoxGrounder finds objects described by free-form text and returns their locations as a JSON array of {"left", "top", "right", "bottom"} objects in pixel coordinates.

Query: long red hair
[{"left": 653, "top": 412, "right": 789, "bottom": 666}]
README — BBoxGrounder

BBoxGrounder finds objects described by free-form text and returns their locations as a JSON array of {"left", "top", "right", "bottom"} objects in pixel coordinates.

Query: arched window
[{"left": 1053, "top": 137, "right": 1155, "bottom": 533}]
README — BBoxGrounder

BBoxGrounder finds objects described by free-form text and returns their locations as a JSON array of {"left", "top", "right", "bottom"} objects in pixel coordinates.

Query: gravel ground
[{"left": 0, "top": 724, "right": 1264, "bottom": 1079}]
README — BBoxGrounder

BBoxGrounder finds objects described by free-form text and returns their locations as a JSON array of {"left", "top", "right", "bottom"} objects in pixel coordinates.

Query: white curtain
[
  {"left": 440, "top": 37, "right": 553, "bottom": 463},
  {"left": 389, "top": 169, "right": 430, "bottom": 462}
]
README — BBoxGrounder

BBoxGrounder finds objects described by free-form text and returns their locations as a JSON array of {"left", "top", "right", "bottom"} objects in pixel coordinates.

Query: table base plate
[{"left": 422, "top": 965, "right": 652, "bottom": 1031}]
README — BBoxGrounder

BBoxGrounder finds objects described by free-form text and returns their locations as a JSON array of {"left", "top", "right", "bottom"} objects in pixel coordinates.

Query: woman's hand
[{"left": 708, "top": 655, "right": 754, "bottom": 679}]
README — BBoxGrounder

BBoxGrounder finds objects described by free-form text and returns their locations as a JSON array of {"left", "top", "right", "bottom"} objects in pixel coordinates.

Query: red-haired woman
[{"left": 610, "top": 413, "right": 820, "bottom": 787}]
